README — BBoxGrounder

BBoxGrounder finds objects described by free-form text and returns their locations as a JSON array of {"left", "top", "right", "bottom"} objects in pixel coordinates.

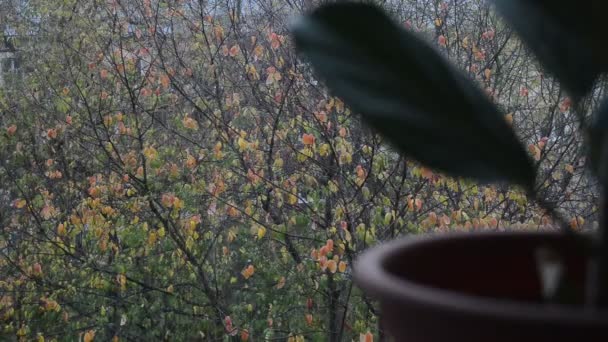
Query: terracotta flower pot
[{"left": 354, "top": 231, "right": 608, "bottom": 341}]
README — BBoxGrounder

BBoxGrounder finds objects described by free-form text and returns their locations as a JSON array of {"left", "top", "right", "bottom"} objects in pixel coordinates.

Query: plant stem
[
  {"left": 587, "top": 187, "right": 608, "bottom": 308},
  {"left": 530, "top": 188, "right": 597, "bottom": 306},
  {"left": 529, "top": 189, "right": 572, "bottom": 234}
]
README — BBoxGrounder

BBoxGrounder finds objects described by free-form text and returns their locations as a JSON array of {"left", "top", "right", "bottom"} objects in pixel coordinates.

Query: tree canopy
[{"left": 0, "top": 0, "right": 598, "bottom": 341}]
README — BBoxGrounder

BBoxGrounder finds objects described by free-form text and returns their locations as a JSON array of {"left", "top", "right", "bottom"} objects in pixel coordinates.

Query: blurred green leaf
[
  {"left": 293, "top": 3, "right": 535, "bottom": 188},
  {"left": 492, "top": 0, "right": 608, "bottom": 98}
]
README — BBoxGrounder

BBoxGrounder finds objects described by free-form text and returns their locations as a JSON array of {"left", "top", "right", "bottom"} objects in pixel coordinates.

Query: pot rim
[{"left": 353, "top": 231, "right": 608, "bottom": 324}]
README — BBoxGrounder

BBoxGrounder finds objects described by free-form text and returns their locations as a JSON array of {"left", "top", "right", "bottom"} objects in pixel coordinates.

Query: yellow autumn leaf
[
  {"left": 117, "top": 274, "right": 126, "bottom": 291},
  {"left": 227, "top": 230, "right": 237, "bottom": 243},
  {"left": 246, "top": 64, "right": 259, "bottom": 79},
  {"left": 343, "top": 229, "right": 352, "bottom": 243},
  {"left": 173, "top": 197, "right": 184, "bottom": 210},
  {"left": 237, "top": 137, "right": 249, "bottom": 151},
  {"left": 148, "top": 230, "right": 157, "bottom": 246},
  {"left": 565, "top": 164, "right": 574, "bottom": 174},
  {"left": 462, "top": 36, "right": 469, "bottom": 48},
  {"left": 14, "top": 199, "right": 27, "bottom": 209},
  {"left": 257, "top": 226, "right": 266, "bottom": 239},
  {"left": 143, "top": 146, "right": 158, "bottom": 161}
]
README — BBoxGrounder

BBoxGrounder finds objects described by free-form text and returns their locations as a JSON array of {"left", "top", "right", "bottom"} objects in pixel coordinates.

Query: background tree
[{"left": 0, "top": 0, "right": 598, "bottom": 341}]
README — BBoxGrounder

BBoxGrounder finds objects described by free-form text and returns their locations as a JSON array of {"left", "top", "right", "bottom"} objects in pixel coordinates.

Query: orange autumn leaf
[
  {"left": 13, "top": 199, "right": 27, "bottom": 209},
  {"left": 33, "top": 262, "right": 43, "bottom": 276},
  {"left": 420, "top": 167, "right": 434, "bottom": 180},
  {"left": 229, "top": 45, "right": 240, "bottom": 57},
  {"left": 482, "top": 29, "right": 495, "bottom": 40},
  {"left": 355, "top": 165, "right": 366, "bottom": 179},
  {"left": 565, "top": 164, "right": 575, "bottom": 174},
  {"left": 415, "top": 198, "right": 423, "bottom": 211},
  {"left": 484, "top": 68, "right": 492, "bottom": 80},
  {"left": 241, "top": 264, "right": 255, "bottom": 279},
  {"left": 310, "top": 248, "right": 318, "bottom": 260},
  {"left": 47, "top": 128, "right": 57, "bottom": 139},
  {"left": 269, "top": 32, "right": 282, "bottom": 50},
  {"left": 559, "top": 97, "right": 572, "bottom": 112},
  {"left": 570, "top": 216, "right": 585, "bottom": 230},
  {"left": 314, "top": 110, "right": 327, "bottom": 122},
  {"left": 318, "top": 256, "right": 328, "bottom": 271},
  {"left": 253, "top": 45, "right": 264, "bottom": 59},
  {"left": 182, "top": 116, "right": 198, "bottom": 130},
  {"left": 528, "top": 144, "right": 541, "bottom": 161},
  {"left": 214, "top": 25, "right": 224, "bottom": 41},
  {"left": 326, "top": 260, "right": 337, "bottom": 273},
  {"left": 276, "top": 276, "right": 286, "bottom": 289},
  {"left": 265, "top": 67, "right": 282, "bottom": 85},
  {"left": 7, "top": 124, "right": 17, "bottom": 136},
  {"left": 326, "top": 239, "right": 334, "bottom": 252},
  {"left": 186, "top": 154, "right": 197, "bottom": 169},
  {"left": 227, "top": 206, "right": 239, "bottom": 217},
  {"left": 302, "top": 133, "right": 315, "bottom": 145},
  {"left": 438, "top": 34, "right": 447, "bottom": 47},
  {"left": 537, "top": 137, "right": 548, "bottom": 150},
  {"left": 161, "top": 193, "right": 176, "bottom": 208},
  {"left": 57, "top": 223, "right": 66, "bottom": 236},
  {"left": 360, "top": 332, "right": 373, "bottom": 342},
  {"left": 305, "top": 313, "right": 313, "bottom": 326},
  {"left": 160, "top": 74, "right": 170, "bottom": 89},
  {"left": 84, "top": 330, "right": 96, "bottom": 342},
  {"left": 428, "top": 212, "right": 438, "bottom": 225},
  {"left": 240, "top": 329, "right": 249, "bottom": 341},
  {"left": 440, "top": 214, "right": 451, "bottom": 226}
]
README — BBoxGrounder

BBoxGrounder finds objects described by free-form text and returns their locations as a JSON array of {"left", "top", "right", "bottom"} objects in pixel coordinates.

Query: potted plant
[{"left": 292, "top": 1, "right": 608, "bottom": 341}]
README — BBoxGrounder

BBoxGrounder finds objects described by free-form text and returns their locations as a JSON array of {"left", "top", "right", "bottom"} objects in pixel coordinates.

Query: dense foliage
[{"left": 0, "top": 0, "right": 600, "bottom": 340}]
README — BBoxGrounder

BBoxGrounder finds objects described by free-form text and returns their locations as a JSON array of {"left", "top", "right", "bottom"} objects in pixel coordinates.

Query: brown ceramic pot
[{"left": 354, "top": 231, "right": 608, "bottom": 341}]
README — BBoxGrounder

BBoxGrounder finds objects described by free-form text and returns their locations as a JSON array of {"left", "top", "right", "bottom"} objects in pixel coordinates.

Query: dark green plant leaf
[
  {"left": 589, "top": 99, "right": 608, "bottom": 185},
  {"left": 492, "top": 0, "right": 608, "bottom": 99},
  {"left": 292, "top": 3, "right": 535, "bottom": 188}
]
